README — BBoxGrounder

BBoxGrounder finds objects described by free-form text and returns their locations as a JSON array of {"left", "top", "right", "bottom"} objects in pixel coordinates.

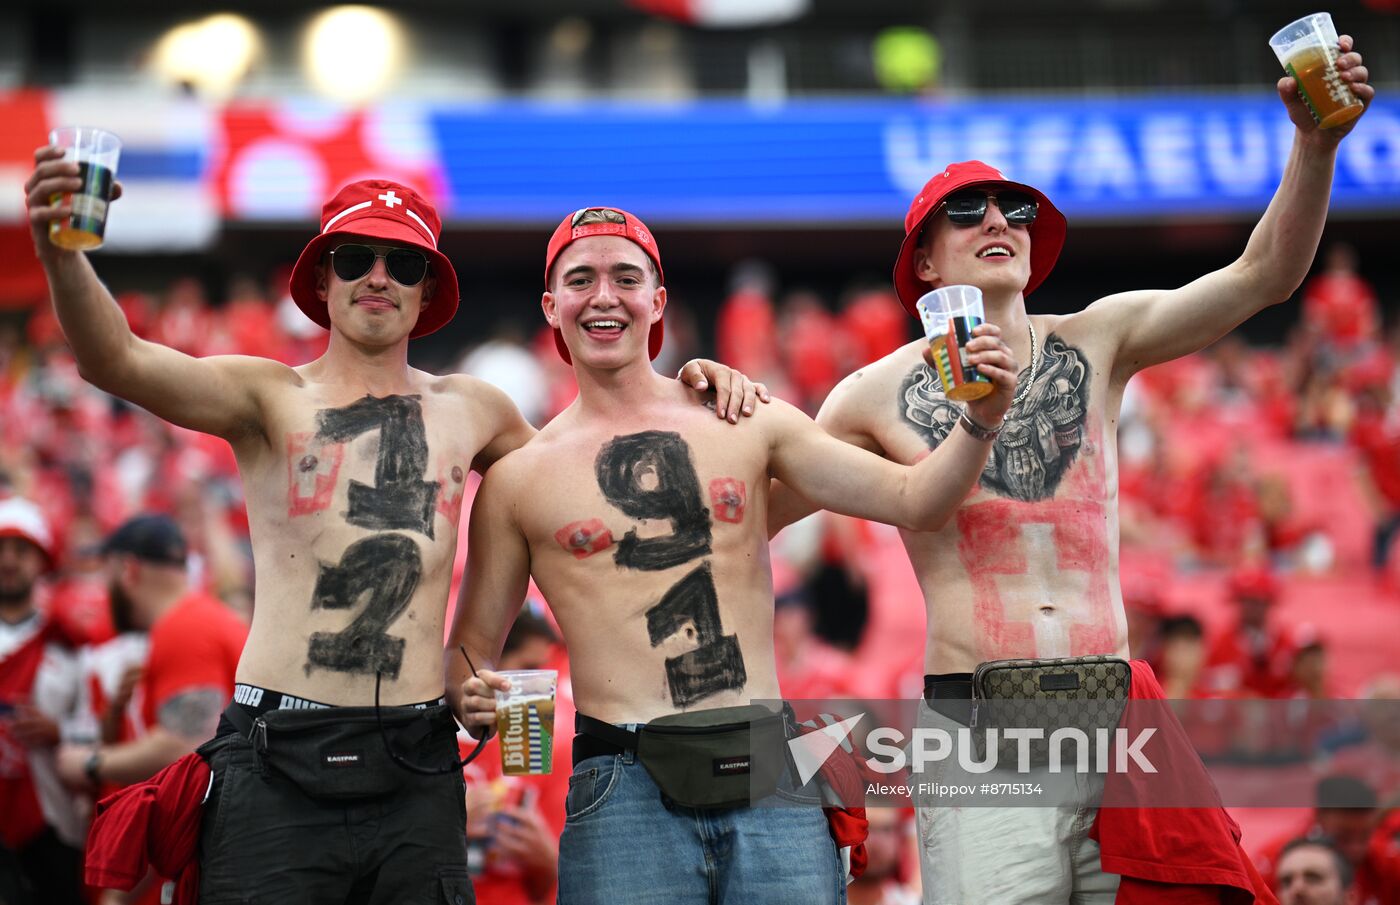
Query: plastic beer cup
[
  {"left": 47, "top": 127, "right": 122, "bottom": 251},
  {"left": 495, "top": 669, "right": 557, "bottom": 775},
  {"left": 916, "top": 285, "right": 994, "bottom": 402},
  {"left": 1269, "top": 13, "right": 1363, "bottom": 130}
]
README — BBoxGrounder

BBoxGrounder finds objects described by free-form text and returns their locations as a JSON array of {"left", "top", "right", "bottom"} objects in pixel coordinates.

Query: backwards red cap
[
  {"left": 892, "top": 160, "right": 1067, "bottom": 316},
  {"left": 544, "top": 207, "right": 665, "bottom": 364},
  {"left": 289, "top": 179, "right": 459, "bottom": 339},
  {"left": 0, "top": 497, "right": 56, "bottom": 570}
]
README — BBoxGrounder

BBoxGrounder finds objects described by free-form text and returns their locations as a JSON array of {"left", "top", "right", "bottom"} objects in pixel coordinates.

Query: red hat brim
[
  {"left": 893, "top": 176, "right": 1066, "bottom": 316},
  {"left": 289, "top": 216, "right": 459, "bottom": 339}
]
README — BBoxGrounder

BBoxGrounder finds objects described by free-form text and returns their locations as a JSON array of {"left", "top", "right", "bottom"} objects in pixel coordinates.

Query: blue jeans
[{"left": 558, "top": 746, "right": 845, "bottom": 904}]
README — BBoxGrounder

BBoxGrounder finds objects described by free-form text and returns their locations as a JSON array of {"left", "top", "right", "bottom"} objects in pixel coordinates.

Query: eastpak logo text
[
  {"left": 713, "top": 756, "right": 750, "bottom": 776},
  {"left": 324, "top": 752, "right": 362, "bottom": 768}
]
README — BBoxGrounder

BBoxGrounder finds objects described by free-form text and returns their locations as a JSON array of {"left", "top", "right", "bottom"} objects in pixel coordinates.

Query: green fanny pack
[{"left": 577, "top": 704, "right": 789, "bottom": 809}]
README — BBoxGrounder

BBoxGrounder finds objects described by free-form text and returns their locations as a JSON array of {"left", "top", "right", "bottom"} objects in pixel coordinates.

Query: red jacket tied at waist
[
  {"left": 85, "top": 750, "right": 211, "bottom": 904},
  {"left": 1091, "top": 660, "right": 1278, "bottom": 905}
]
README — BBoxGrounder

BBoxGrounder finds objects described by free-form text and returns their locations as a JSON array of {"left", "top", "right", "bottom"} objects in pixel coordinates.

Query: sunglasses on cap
[
  {"left": 940, "top": 190, "right": 1039, "bottom": 227},
  {"left": 329, "top": 243, "right": 429, "bottom": 286},
  {"left": 572, "top": 207, "right": 626, "bottom": 227}
]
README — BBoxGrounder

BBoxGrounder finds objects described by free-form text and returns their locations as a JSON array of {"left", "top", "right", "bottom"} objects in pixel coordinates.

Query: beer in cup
[
  {"left": 1269, "top": 13, "right": 1363, "bottom": 130},
  {"left": 47, "top": 127, "right": 122, "bottom": 251},
  {"left": 916, "top": 285, "right": 994, "bottom": 402},
  {"left": 495, "top": 669, "right": 557, "bottom": 775}
]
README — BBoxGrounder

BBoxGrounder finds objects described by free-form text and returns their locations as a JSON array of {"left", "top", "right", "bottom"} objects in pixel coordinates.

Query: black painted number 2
[
  {"left": 597, "top": 431, "right": 745, "bottom": 707},
  {"left": 306, "top": 395, "right": 438, "bottom": 679}
]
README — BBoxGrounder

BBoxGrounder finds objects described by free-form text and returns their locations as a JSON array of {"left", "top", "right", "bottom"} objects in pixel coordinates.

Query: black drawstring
[{"left": 374, "top": 645, "right": 490, "bottom": 775}]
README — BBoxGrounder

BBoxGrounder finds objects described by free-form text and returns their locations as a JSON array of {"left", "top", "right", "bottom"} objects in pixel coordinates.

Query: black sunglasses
[
  {"left": 941, "top": 190, "right": 1039, "bottom": 227},
  {"left": 329, "top": 243, "right": 429, "bottom": 286},
  {"left": 571, "top": 207, "right": 626, "bottom": 227}
]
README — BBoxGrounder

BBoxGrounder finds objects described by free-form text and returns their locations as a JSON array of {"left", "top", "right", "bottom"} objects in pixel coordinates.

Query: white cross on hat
[{"left": 378, "top": 190, "right": 402, "bottom": 208}]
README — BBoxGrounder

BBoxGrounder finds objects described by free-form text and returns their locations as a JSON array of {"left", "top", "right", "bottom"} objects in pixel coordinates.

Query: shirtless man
[
  {"left": 23, "top": 163, "right": 762, "bottom": 904},
  {"left": 448, "top": 206, "right": 1017, "bottom": 903},
  {"left": 769, "top": 36, "right": 1374, "bottom": 905}
]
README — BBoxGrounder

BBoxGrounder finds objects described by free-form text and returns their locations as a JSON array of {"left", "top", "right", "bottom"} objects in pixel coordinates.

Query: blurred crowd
[{"left": 1, "top": 243, "right": 1398, "bottom": 904}]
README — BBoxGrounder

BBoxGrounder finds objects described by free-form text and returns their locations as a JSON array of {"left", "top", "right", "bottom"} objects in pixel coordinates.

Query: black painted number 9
[{"left": 596, "top": 431, "right": 745, "bottom": 707}]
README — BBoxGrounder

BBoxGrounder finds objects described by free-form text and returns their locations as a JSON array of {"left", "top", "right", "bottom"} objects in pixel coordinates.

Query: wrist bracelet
[
  {"left": 84, "top": 749, "right": 102, "bottom": 785},
  {"left": 959, "top": 410, "right": 1002, "bottom": 443}
]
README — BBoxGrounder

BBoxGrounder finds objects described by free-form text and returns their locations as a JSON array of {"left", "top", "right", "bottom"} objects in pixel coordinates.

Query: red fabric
[
  {"left": 139, "top": 593, "right": 247, "bottom": 731},
  {"left": 85, "top": 751, "right": 210, "bottom": 904},
  {"left": 840, "top": 289, "right": 909, "bottom": 367},
  {"left": 0, "top": 621, "right": 53, "bottom": 849},
  {"left": 1092, "top": 660, "right": 1279, "bottom": 905},
  {"left": 793, "top": 712, "right": 874, "bottom": 881},
  {"left": 1352, "top": 412, "right": 1400, "bottom": 508},
  {"left": 1301, "top": 272, "right": 1378, "bottom": 347}
]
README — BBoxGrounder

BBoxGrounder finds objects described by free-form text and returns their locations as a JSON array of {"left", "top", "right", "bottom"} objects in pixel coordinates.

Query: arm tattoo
[
  {"left": 157, "top": 687, "right": 226, "bottom": 740},
  {"left": 899, "top": 334, "right": 1092, "bottom": 502}
]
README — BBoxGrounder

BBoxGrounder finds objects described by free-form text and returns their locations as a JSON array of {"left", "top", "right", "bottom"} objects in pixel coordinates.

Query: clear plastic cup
[
  {"left": 47, "top": 127, "right": 122, "bottom": 251},
  {"left": 494, "top": 669, "right": 557, "bottom": 775},
  {"left": 1268, "top": 13, "right": 1363, "bottom": 130},
  {"left": 916, "top": 285, "right": 993, "bottom": 402}
]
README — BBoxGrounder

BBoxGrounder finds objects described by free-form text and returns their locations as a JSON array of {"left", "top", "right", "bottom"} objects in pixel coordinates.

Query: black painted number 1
[
  {"left": 306, "top": 395, "right": 438, "bottom": 679},
  {"left": 597, "top": 431, "right": 746, "bottom": 707}
]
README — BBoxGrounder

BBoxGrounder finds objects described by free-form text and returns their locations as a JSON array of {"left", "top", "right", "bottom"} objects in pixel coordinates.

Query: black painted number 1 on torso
[{"left": 305, "top": 395, "right": 438, "bottom": 679}]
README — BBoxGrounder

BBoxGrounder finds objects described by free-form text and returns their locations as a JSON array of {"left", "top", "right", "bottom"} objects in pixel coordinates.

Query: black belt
[
  {"left": 572, "top": 713, "right": 640, "bottom": 765},
  {"left": 923, "top": 673, "right": 975, "bottom": 726}
]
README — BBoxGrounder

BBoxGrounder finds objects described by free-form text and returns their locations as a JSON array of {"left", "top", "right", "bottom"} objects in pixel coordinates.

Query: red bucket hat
[
  {"left": 289, "top": 179, "right": 459, "bottom": 339},
  {"left": 544, "top": 207, "right": 665, "bottom": 364},
  {"left": 892, "top": 161, "right": 1067, "bottom": 316}
]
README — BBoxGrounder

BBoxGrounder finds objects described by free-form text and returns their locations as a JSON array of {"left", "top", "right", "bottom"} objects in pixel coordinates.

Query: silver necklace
[{"left": 1009, "top": 319, "right": 1038, "bottom": 409}]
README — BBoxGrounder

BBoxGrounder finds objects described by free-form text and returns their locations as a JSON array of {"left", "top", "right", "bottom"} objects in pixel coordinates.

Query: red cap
[
  {"left": 544, "top": 207, "right": 665, "bottom": 364},
  {"left": 1227, "top": 566, "right": 1280, "bottom": 604},
  {"left": 289, "top": 179, "right": 459, "bottom": 339},
  {"left": 0, "top": 497, "right": 56, "bottom": 571},
  {"left": 892, "top": 160, "right": 1067, "bottom": 316}
]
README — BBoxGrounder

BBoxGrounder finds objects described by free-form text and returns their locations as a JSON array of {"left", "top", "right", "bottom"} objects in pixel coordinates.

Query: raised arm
[
  {"left": 767, "top": 328, "right": 1017, "bottom": 531},
  {"left": 1101, "top": 35, "right": 1373, "bottom": 379},
  {"left": 26, "top": 145, "right": 284, "bottom": 441},
  {"left": 444, "top": 462, "right": 531, "bottom": 736},
  {"left": 767, "top": 366, "right": 887, "bottom": 536}
]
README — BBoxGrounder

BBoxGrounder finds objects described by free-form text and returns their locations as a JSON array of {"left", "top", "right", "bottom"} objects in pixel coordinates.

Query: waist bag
[
  {"left": 224, "top": 703, "right": 447, "bottom": 801},
  {"left": 580, "top": 704, "right": 788, "bottom": 809},
  {"left": 970, "top": 655, "right": 1131, "bottom": 768}
]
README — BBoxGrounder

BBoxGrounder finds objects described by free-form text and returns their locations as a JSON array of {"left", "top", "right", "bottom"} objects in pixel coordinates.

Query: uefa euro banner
[
  {"left": 3, "top": 90, "right": 1398, "bottom": 247},
  {"left": 218, "top": 94, "right": 1400, "bottom": 223}
]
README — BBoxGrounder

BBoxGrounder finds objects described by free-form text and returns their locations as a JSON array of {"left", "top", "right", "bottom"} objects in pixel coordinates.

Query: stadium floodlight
[
  {"left": 152, "top": 14, "right": 261, "bottom": 97},
  {"left": 304, "top": 6, "right": 405, "bottom": 105}
]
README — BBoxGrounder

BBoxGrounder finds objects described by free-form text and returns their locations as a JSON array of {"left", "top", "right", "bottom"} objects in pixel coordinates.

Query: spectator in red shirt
[
  {"left": 1302, "top": 243, "right": 1379, "bottom": 356},
  {"left": 1256, "top": 776, "right": 1386, "bottom": 903},
  {"left": 1346, "top": 351, "right": 1400, "bottom": 573},
  {"left": 0, "top": 497, "right": 84, "bottom": 905},
  {"left": 1158, "top": 615, "right": 1210, "bottom": 700},
  {"left": 53, "top": 514, "right": 246, "bottom": 792},
  {"left": 465, "top": 607, "right": 568, "bottom": 905},
  {"left": 1205, "top": 566, "right": 1286, "bottom": 696}
]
